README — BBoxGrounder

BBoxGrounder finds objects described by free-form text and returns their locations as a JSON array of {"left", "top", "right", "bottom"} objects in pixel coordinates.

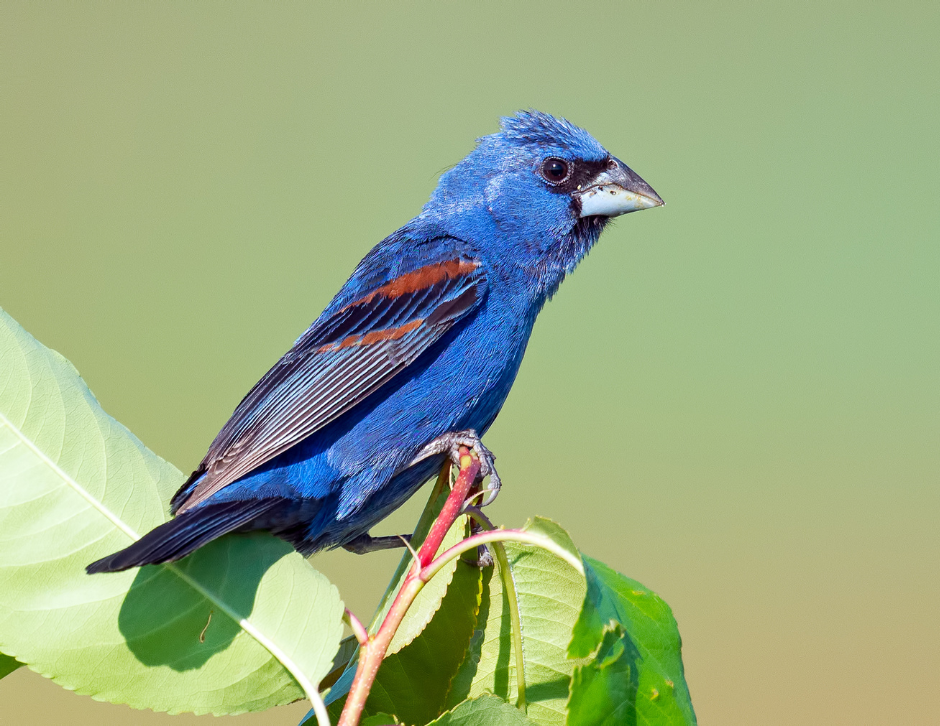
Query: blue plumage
[{"left": 87, "top": 111, "right": 663, "bottom": 574}]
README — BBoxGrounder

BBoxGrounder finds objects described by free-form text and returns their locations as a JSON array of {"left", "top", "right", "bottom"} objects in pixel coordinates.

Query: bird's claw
[
  {"left": 467, "top": 545, "right": 495, "bottom": 568},
  {"left": 480, "top": 472, "right": 501, "bottom": 508},
  {"left": 410, "top": 429, "right": 501, "bottom": 507},
  {"left": 443, "top": 430, "right": 501, "bottom": 507}
]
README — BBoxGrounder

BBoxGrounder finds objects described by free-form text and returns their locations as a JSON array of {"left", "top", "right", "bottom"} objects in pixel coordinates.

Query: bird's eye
[{"left": 540, "top": 158, "right": 570, "bottom": 184}]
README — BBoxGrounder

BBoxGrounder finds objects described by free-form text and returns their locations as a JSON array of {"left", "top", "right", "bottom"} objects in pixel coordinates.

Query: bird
[{"left": 87, "top": 110, "right": 663, "bottom": 575}]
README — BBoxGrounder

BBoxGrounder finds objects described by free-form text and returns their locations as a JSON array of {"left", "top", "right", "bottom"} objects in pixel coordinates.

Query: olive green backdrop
[{"left": 1, "top": 2, "right": 937, "bottom": 724}]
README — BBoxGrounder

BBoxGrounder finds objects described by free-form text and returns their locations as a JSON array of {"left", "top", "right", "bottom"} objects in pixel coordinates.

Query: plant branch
[
  {"left": 415, "top": 454, "right": 477, "bottom": 569},
  {"left": 337, "top": 448, "right": 480, "bottom": 726}
]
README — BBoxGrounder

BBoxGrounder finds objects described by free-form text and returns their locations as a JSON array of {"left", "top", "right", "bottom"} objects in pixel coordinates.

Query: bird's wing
[{"left": 173, "top": 257, "right": 485, "bottom": 513}]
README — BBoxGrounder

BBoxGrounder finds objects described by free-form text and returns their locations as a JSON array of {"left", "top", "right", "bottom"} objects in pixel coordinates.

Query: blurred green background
[{"left": 1, "top": 2, "right": 937, "bottom": 724}]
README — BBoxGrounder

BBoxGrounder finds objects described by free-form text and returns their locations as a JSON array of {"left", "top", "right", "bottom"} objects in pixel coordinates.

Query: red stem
[
  {"left": 337, "top": 448, "right": 480, "bottom": 726},
  {"left": 416, "top": 460, "right": 473, "bottom": 567}
]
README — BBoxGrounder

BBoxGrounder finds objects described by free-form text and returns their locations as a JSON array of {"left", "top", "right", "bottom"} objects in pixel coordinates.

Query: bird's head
[{"left": 425, "top": 110, "right": 663, "bottom": 295}]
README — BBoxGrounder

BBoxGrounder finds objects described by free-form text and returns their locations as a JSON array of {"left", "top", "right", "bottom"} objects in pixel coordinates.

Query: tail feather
[
  {"left": 86, "top": 499, "right": 282, "bottom": 574},
  {"left": 169, "top": 464, "right": 206, "bottom": 514}
]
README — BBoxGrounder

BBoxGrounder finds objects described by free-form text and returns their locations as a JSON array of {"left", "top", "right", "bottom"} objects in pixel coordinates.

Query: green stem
[
  {"left": 464, "top": 507, "right": 527, "bottom": 713},
  {"left": 421, "top": 529, "right": 584, "bottom": 582},
  {"left": 308, "top": 690, "right": 332, "bottom": 726}
]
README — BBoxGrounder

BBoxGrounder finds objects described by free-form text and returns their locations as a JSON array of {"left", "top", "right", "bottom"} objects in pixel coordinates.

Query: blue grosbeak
[{"left": 88, "top": 110, "right": 662, "bottom": 574}]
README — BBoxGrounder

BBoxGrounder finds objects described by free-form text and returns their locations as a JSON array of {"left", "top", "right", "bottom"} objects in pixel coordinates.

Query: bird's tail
[{"left": 85, "top": 499, "right": 283, "bottom": 574}]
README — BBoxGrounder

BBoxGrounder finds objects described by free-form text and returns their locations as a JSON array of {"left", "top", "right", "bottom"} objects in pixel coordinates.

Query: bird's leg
[
  {"left": 462, "top": 480, "right": 495, "bottom": 567},
  {"left": 409, "top": 429, "right": 501, "bottom": 506},
  {"left": 342, "top": 532, "right": 411, "bottom": 555}
]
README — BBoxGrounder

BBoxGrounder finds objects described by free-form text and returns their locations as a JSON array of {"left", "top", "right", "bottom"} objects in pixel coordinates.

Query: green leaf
[
  {"left": 428, "top": 694, "right": 535, "bottom": 726},
  {"left": 0, "top": 307, "right": 344, "bottom": 714},
  {"left": 362, "top": 714, "right": 401, "bottom": 726},
  {"left": 566, "top": 624, "right": 632, "bottom": 726},
  {"left": 522, "top": 517, "right": 582, "bottom": 565},
  {"left": 443, "top": 518, "right": 695, "bottom": 726},
  {"left": 567, "top": 556, "right": 696, "bottom": 725},
  {"left": 447, "top": 534, "right": 589, "bottom": 725},
  {"left": 0, "top": 652, "right": 21, "bottom": 679}
]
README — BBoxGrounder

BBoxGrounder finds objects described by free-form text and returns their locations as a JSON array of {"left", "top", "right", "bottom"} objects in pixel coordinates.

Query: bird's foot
[
  {"left": 342, "top": 532, "right": 411, "bottom": 555},
  {"left": 466, "top": 546, "right": 494, "bottom": 568},
  {"left": 465, "top": 518, "right": 494, "bottom": 568},
  {"left": 410, "top": 429, "right": 501, "bottom": 506}
]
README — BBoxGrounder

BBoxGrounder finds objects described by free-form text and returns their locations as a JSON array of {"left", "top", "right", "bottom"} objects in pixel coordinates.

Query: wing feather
[{"left": 172, "top": 257, "right": 484, "bottom": 512}]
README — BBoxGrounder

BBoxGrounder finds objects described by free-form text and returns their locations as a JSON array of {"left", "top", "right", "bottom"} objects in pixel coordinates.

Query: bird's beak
[{"left": 576, "top": 157, "right": 664, "bottom": 218}]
